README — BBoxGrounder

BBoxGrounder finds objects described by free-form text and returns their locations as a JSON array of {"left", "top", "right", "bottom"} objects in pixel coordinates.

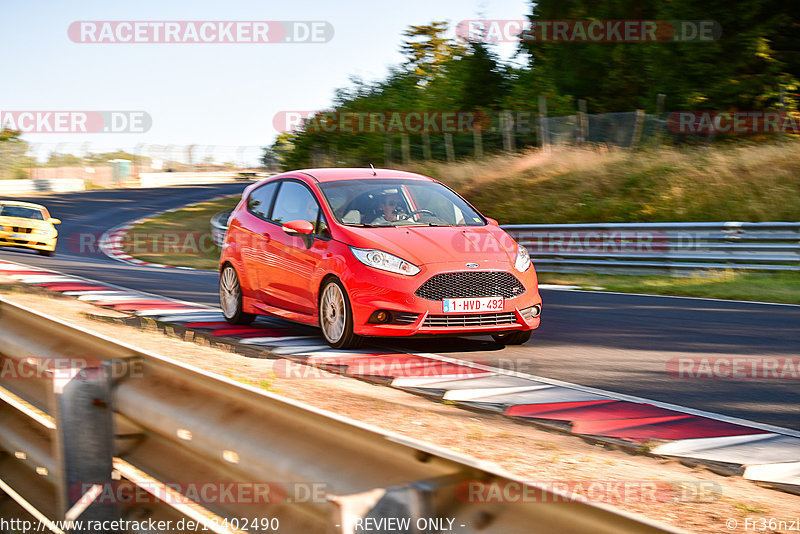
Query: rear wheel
[
  {"left": 220, "top": 264, "right": 255, "bottom": 325},
  {"left": 492, "top": 330, "right": 532, "bottom": 346},
  {"left": 319, "top": 278, "right": 360, "bottom": 349}
]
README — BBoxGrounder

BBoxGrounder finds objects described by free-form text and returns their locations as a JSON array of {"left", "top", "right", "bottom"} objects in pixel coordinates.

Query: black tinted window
[
  {"left": 0, "top": 206, "right": 45, "bottom": 220},
  {"left": 247, "top": 181, "right": 278, "bottom": 220}
]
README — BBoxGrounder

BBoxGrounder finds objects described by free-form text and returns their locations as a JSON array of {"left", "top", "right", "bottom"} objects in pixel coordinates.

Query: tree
[
  {"left": 401, "top": 21, "right": 466, "bottom": 86},
  {"left": 521, "top": 0, "right": 799, "bottom": 112},
  {"left": 0, "top": 129, "right": 31, "bottom": 179}
]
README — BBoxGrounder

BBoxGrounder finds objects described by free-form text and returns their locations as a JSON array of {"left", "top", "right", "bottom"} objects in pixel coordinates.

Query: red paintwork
[{"left": 220, "top": 168, "right": 542, "bottom": 339}]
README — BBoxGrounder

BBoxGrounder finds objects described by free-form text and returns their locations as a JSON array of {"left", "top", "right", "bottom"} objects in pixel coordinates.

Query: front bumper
[
  {"left": 0, "top": 233, "right": 57, "bottom": 251},
  {"left": 342, "top": 261, "right": 542, "bottom": 337}
]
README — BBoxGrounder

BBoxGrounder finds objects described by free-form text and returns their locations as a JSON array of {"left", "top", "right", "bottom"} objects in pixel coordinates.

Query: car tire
[
  {"left": 38, "top": 250, "right": 54, "bottom": 257},
  {"left": 319, "top": 278, "right": 361, "bottom": 349},
  {"left": 219, "top": 264, "right": 255, "bottom": 325},
  {"left": 492, "top": 330, "right": 532, "bottom": 345}
]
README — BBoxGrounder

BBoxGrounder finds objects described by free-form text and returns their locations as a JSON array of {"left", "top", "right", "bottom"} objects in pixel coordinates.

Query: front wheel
[
  {"left": 319, "top": 278, "right": 360, "bottom": 349},
  {"left": 38, "top": 249, "right": 54, "bottom": 257},
  {"left": 220, "top": 264, "right": 255, "bottom": 325},
  {"left": 492, "top": 330, "right": 532, "bottom": 345}
]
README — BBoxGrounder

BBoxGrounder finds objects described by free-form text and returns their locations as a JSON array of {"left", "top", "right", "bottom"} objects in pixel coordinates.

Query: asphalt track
[{"left": 2, "top": 185, "right": 798, "bottom": 430}]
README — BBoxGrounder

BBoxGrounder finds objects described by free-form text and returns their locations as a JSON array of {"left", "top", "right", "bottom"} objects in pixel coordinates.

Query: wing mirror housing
[{"left": 282, "top": 219, "right": 314, "bottom": 236}]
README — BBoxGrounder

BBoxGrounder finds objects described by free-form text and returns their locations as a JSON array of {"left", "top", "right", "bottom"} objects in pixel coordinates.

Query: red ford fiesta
[{"left": 219, "top": 168, "right": 541, "bottom": 349}]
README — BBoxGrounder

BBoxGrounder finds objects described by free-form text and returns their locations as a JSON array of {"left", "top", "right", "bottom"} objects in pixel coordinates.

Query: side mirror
[
  {"left": 49, "top": 218, "right": 61, "bottom": 225},
  {"left": 282, "top": 219, "right": 314, "bottom": 236},
  {"left": 485, "top": 217, "right": 499, "bottom": 226}
]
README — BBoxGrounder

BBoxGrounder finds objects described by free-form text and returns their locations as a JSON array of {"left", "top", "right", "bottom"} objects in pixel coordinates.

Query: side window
[
  {"left": 247, "top": 181, "right": 279, "bottom": 220},
  {"left": 272, "top": 181, "right": 319, "bottom": 226}
]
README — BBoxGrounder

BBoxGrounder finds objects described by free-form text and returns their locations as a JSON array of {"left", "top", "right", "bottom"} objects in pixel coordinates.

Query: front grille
[
  {"left": 423, "top": 312, "right": 518, "bottom": 328},
  {"left": 11, "top": 227, "right": 32, "bottom": 234},
  {"left": 415, "top": 271, "right": 525, "bottom": 301}
]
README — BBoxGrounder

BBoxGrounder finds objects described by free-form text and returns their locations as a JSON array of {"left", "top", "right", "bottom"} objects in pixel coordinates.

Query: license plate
[
  {"left": 10, "top": 233, "right": 26, "bottom": 240},
  {"left": 442, "top": 297, "right": 504, "bottom": 313}
]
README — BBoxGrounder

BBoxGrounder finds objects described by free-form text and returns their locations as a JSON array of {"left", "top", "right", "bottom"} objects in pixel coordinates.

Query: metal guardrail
[
  {"left": 211, "top": 210, "right": 233, "bottom": 247},
  {"left": 211, "top": 215, "right": 800, "bottom": 275},
  {"left": 0, "top": 298, "right": 679, "bottom": 533},
  {"left": 504, "top": 222, "right": 800, "bottom": 275}
]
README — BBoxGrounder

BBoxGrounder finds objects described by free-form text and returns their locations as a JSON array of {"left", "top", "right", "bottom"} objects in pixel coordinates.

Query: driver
[{"left": 371, "top": 194, "right": 403, "bottom": 225}]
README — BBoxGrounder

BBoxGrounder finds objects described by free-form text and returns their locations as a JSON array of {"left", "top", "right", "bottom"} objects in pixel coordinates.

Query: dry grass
[{"left": 403, "top": 141, "right": 800, "bottom": 223}]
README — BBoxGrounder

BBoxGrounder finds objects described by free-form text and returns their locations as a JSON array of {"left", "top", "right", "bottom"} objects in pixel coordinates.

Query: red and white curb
[{"left": 1, "top": 258, "right": 798, "bottom": 492}]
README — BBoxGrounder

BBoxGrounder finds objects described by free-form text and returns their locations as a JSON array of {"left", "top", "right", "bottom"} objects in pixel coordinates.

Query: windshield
[
  {"left": 318, "top": 179, "right": 486, "bottom": 227},
  {"left": 0, "top": 205, "right": 45, "bottom": 220}
]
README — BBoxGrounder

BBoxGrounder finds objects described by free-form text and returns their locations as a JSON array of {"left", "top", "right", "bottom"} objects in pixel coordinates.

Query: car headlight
[
  {"left": 514, "top": 244, "right": 531, "bottom": 272},
  {"left": 350, "top": 247, "right": 420, "bottom": 276}
]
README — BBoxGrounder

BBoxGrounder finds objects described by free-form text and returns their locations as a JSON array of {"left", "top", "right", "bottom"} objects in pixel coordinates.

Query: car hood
[{"left": 335, "top": 224, "right": 518, "bottom": 267}]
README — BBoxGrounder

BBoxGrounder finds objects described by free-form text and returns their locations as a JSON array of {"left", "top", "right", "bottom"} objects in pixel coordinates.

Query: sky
[{"left": 1, "top": 0, "right": 529, "bottom": 159}]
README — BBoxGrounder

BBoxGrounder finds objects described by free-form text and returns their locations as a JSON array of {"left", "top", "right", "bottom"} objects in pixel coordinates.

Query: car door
[
  {"left": 239, "top": 180, "right": 279, "bottom": 302},
  {"left": 264, "top": 180, "right": 331, "bottom": 315}
]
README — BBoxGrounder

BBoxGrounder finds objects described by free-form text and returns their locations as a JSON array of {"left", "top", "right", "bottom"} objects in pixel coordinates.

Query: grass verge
[
  {"left": 538, "top": 270, "right": 800, "bottom": 304},
  {"left": 122, "top": 195, "right": 240, "bottom": 270}
]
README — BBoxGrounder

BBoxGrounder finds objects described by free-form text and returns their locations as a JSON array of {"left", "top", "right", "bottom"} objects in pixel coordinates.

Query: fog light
[
  {"left": 521, "top": 305, "right": 541, "bottom": 320},
  {"left": 368, "top": 310, "right": 390, "bottom": 324}
]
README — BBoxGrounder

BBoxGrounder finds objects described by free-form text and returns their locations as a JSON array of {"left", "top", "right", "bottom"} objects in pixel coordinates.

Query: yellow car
[{"left": 0, "top": 201, "right": 61, "bottom": 256}]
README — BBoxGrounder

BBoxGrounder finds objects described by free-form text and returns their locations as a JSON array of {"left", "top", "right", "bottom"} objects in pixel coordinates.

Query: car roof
[
  {"left": 291, "top": 168, "right": 435, "bottom": 183},
  {"left": 0, "top": 200, "right": 47, "bottom": 210}
]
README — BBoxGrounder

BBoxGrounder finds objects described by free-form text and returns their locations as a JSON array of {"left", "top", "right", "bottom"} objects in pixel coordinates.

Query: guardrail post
[
  {"left": 51, "top": 361, "right": 120, "bottom": 532},
  {"left": 330, "top": 474, "right": 468, "bottom": 534}
]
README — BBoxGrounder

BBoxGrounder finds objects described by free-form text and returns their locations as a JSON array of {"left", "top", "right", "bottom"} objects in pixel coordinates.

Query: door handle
[{"left": 261, "top": 232, "right": 271, "bottom": 242}]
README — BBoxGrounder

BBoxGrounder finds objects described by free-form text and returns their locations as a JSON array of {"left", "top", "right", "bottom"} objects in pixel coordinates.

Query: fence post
[
  {"left": 632, "top": 109, "right": 645, "bottom": 149},
  {"left": 538, "top": 96, "right": 550, "bottom": 151},
  {"left": 443, "top": 133, "right": 455, "bottom": 163},
  {"left": 501, "top": 110, "right": 515, "bottom": 152},
  {"left": 421, "top": 132, "right": 432, "bottom": 160},
  {"left": 655, "top": 93, "right": 667, "bottom": 145},
  {"left": 400, "top": 134, "right": 410, "bottom": 164},
  {"left": 577, "top": 99, "right": 588, "bottom": 144},
  {"left": 473, "top": 127, "right": 483, "bottom": 159},
  {"left": 384, "top": 134, "right": 393, "bottom": 166}
]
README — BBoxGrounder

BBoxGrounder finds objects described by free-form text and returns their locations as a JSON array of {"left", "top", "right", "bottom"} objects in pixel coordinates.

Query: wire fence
[
  {"left": 303, "top": 109, "right": 672, "bottom": 167},
  {"left": 0, "top": 108, "right": 730, "bottom": 180}
]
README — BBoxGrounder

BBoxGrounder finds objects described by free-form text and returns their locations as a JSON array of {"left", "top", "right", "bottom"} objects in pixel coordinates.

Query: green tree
[
  {"left": 522, "top": 0, "right": 799, "bottom": 112},
  {"left": 0, "top": 129, "right": 32, "bottom": 179},
  {"left": 401, "top": 21, "right": 465, "bottom": 86}
]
